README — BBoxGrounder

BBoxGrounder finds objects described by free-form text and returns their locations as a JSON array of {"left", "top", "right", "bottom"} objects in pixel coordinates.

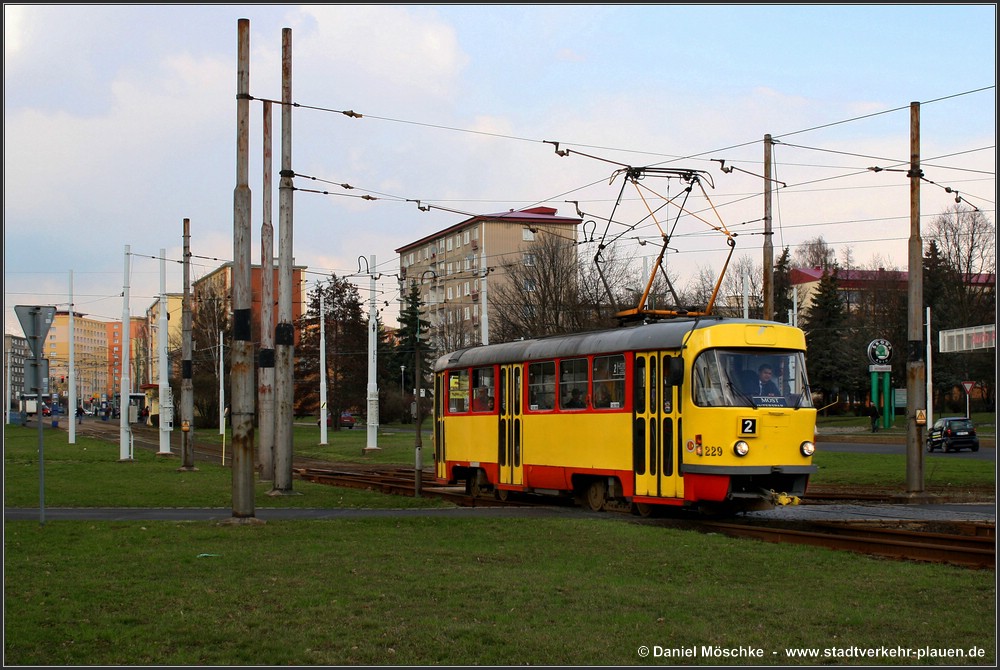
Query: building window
[
  {"left": 523, "top": 228, "right": 535, "bottom": 241},
  {"left": 524, "top": 252, "right": 536, "bottom": 267}
]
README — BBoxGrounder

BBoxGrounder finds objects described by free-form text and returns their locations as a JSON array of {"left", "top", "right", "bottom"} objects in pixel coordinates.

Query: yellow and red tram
[{"left": 432, "top": 317, "right": 817, "bottom": 514}]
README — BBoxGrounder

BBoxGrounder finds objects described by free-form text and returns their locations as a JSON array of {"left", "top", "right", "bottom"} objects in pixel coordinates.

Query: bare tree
[
  {"left": 794, "top": 235, "right": 836, "bottom": 270},
  {"left": 489, "top": 232, "right": 584, "bottom": 341},
  {"left": 928, "top": 205, "right": 996, "bottom": 324},
  {"left": 719, "top": 254, "right": 762, "bottom": 318},
  {"left": 682, "top": 264, "right": 719, "bottom": 313}
]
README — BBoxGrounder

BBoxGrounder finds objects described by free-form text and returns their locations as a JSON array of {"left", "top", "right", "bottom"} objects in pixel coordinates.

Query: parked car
[
  {"left": 926, "top": 417, "right": 980, "bottom": 452},
  {"left": 41, "top": 404, "right": 52, "bottom": 417},
  {"left": 318, "top": 411, "right": 357, "bottom": 429}
]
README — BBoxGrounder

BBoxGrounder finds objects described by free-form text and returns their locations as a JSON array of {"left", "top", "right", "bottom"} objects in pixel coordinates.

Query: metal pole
[
  {"left": 906, "top": 102, "right": 925, "bottom": 493},
  {"left": 414, "top": 337, "right": 422, "bottom": 496},
  {"left": 926, "top": 307, "right": 933, "bottom": 431},
  {"left": 157, "top": 248, "right": 172, "bottom": 455},
  {"left": 219, "top": 330, "right": 225, "bottom": 436},
  {"left": 319, "top": 290, "right": 328, "bottom": 445},
  {"left": 180, "top": 218, "right": 196, "bottom": 470},
  {"left": 120, "top": 245, "right": 133, "bottom": 461},
  {"left": 365, "top": 254, "right": 380, "bottom": 452},
  {"left": 68, "top": 271, "right": 76, "bottom": 444}
]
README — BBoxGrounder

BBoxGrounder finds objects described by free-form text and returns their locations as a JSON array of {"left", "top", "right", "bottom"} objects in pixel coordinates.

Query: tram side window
[
  {"left": 471, "top": 366, "right": 495, "bottom": 412},
  {"left": 559, "top": 358, "right": 588, "bottom": 410},
  {"left": 448, "top": 369, "right": 470, "bottom": 413},
  {"left": 527, "top": 361, "right": 555, "bottom": 411},
  {"left": 593, "top": 354, "right": 625, "bottom": 409}
]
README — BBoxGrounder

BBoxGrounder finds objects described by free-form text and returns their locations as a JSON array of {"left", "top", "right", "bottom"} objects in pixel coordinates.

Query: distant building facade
[{"left": 395, "top": 206, "right": 581, "bottom": 349}]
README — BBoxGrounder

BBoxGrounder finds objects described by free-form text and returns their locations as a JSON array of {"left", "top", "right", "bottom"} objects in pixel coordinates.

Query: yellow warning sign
[{"left": 916, "top": 409, "right": 927, "bottom": 426}]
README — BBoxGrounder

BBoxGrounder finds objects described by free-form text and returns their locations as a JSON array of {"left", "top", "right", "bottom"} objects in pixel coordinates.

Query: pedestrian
[
  {"left": 867, "top": 403, "right": 880, "bottom": 432},
  {"left": 76, "top": 405, "right": 84, "bottom": 424}
]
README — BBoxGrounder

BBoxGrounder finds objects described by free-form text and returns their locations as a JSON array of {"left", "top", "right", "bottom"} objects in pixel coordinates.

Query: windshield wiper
[{"left": 726, "top": 381, "right": 757, "bottom": 409}]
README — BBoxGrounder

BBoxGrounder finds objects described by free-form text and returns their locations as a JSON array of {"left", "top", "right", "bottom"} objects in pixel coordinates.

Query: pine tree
[
  {"left": 390, "top": 281, "right": 434, "bottom": 423},
  {"left": 294, "top": 275, "right": 368, "bottom": 422},
  {"left": 801, "top": 267, "right": 847, "bottom": 407}
]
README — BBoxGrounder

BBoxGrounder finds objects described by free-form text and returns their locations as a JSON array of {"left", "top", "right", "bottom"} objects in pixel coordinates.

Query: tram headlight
[
  {"left": 733, "top": 440, "right": 750, "bottom": 457},
  {"left": 800, "top": 441, "right": 816, "bottom": 457}
]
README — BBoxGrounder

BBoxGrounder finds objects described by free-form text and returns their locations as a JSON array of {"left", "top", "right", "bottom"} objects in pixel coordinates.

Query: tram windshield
[{"left": 693, "top": 349, "right": 813, "bottom": 408}]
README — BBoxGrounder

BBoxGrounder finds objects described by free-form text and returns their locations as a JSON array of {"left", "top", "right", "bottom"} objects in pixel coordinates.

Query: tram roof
[{"left": 433, "top": 317, "right": 781, "bottom": 371}]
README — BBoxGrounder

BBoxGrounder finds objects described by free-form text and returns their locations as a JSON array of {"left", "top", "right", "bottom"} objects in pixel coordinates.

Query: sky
[{"left": 4, "top": 4, "right": 997, "bottom": 336}]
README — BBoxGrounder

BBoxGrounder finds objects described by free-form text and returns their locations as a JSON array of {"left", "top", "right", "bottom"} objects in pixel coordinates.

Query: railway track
[
  {"left": 61, "top": 420, "right": 996, "bottom": 569},
  {"left": 668, "top": 518, "right": 995, "bottom": 570}
]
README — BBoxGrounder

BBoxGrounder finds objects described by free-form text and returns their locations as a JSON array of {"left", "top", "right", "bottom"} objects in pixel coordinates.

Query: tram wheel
[
  {"left": 585, "top": 480, "right": 607, "bottom": 512},
  {"left": 632, "top": 502, "right": 655, "bottom": 517},
  {"left": 495, "top": 488, "right": 509, "bottom": 502}
]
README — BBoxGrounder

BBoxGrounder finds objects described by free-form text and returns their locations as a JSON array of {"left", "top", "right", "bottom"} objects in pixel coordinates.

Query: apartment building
[
  {"left": 194, "top": 262, "right": 308, "bottom": 345},
  {"left": 395, "top": 206, "right": 581, "bottom": 349},
  {"left": 3, "top": 333, "right": 30, "bottom": 413}
]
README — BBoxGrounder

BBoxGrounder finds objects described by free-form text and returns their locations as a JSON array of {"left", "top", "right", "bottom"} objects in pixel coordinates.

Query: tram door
[
  {"left": 498, "top": 364, "right": 523, "bottom": 487},
  {"left": 434, "top": 372, "right": 446, "bottom": 481},
  {"left": 633, "top": 352, "right": 681, "bottom": 499}
]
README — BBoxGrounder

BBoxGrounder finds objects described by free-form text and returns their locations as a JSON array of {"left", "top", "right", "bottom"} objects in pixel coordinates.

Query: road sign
[
  {"left": 24, "top": 359, "right": 50, "bottom": 393},
  {"left": 962, "top": 381, "right": 975, "bottom": 395},
  {"left": 15, "top": 305, "right": 56, "bottom": 359}
]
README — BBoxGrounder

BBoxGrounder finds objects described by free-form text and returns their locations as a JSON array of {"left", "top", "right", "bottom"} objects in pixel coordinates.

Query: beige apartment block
[{"left": 396, "top": 206, "right": 581, "bottom": 350}]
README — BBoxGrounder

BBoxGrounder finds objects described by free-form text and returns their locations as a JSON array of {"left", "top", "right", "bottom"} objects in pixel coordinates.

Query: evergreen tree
[
  {"left": 294, "top": 275, "right": 368, "bottom": 424},
  {"left": 392, "top": 281, "right": 434, "bottom": 423},
  {"left": 801, "top": 267, "right": 847, "bottom": 409}
]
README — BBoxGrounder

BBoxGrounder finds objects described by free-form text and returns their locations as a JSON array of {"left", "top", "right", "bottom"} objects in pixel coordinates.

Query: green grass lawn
[{"left": 3, "top": 424, "right": 996, "bottom": 665}]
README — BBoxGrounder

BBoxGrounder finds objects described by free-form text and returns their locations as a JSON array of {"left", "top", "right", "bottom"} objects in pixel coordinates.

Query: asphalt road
[{"left": 818, "top": 437, "right": 994, "bottom": 460}]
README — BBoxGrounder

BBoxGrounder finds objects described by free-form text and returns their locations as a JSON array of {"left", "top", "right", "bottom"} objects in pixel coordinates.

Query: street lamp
[{"left": 400, "top": 365, "right": 406, "bottom": 410}]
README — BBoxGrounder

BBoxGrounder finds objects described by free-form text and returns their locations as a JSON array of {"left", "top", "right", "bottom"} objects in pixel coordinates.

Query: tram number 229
[{"left": 740, "top": 418, "right": 758, "bottom": 435}]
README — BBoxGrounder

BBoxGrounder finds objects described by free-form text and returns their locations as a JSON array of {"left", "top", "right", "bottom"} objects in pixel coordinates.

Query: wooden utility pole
[
  {"left": 763, "top": 134, "right": 774, "bottom": 320},
  {"left": 258, "top": 99, "right": 275, "bottom": 481},
  {"left": 273, "top": 27, "right": 296, "bottom": 494},
  {"left": 230, "top": 17, "right": 257, "bottom": 519},
  {"left": 906, "top": 102, "right": 926, "bottom": 493}
]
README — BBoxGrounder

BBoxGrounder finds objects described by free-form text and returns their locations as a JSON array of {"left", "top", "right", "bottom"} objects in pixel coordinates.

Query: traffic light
[{"left": 60, "top": 376, "right": 65, "bottom": 384}]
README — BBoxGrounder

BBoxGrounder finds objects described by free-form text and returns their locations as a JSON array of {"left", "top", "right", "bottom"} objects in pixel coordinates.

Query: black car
[{"left": 926, "top": 417, "right": 980, "bottom": 452}]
